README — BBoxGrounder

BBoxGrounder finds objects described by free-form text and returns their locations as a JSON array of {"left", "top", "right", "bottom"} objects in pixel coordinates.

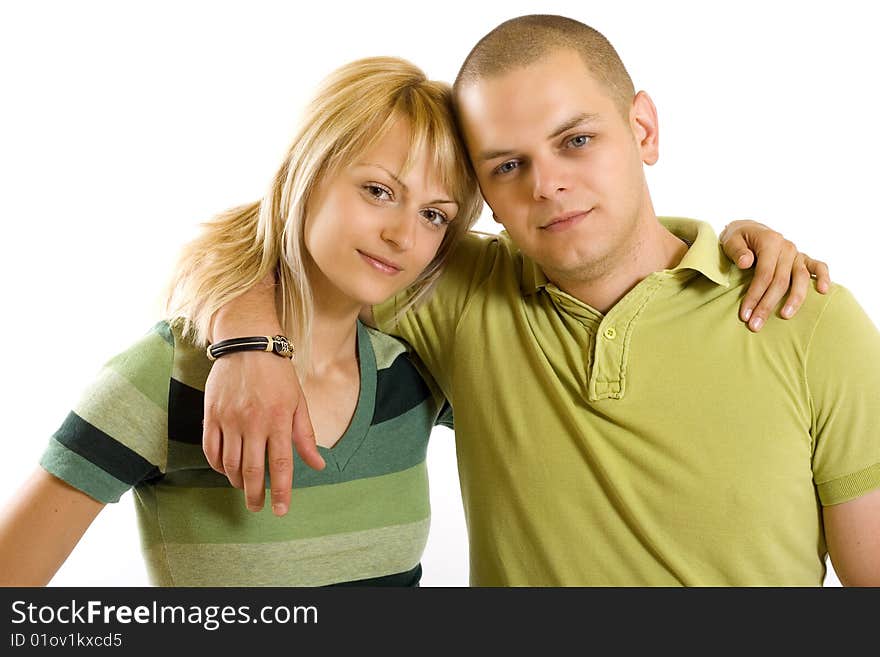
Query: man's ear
[{"left": 630, "top": 90, "right": 659, "bottom": 165}]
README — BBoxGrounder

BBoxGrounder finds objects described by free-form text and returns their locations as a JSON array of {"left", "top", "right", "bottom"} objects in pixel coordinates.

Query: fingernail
[
  {"left": 738, "top": 254, "right": 750, "bottom": 267},
  {"left": 781, "top": 305, "right": 793, "bottom": 318},
  {"left": 742, "top": 308, "right": 752, "bottom": 321},
  {"left": 272, "top": 503, "right": 287, "bottom": 516},
  {"left": 750, "top": 317, "right": 764, "bottom": 331}
]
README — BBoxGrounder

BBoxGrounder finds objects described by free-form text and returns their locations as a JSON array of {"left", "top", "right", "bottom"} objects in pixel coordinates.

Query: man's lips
[
  {"left": 357, "top": 250, "right": 403, "bottom": 274},
  {"left": 540, "top": 209, "right": 592, "bottom": 232}
]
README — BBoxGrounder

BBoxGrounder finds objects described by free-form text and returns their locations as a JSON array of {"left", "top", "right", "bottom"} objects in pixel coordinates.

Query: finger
[
  {"left": 720, "top": 230, "right": 755, "bottom": 270},
  {"left": 749, "top": 244, "right": 797, "bottom": 332},
  {"left": 293, "top": 398, "right": 325, "bottom": 472},
  {"left": 266, "top": 431, "right": 294, "bottom": 517},
  {"left": 202, "top": 418, "right": 224, "bottom": 474},
  {"left": 221, "top": 431, "right": 244, "bottom": 490},
  {"left": 804, "top": 256, "right": 831, "bottom": 294},
  {"left": 781, "top": 255, "right": 810, "bottom": 319},
  {"left": 739, "top": 243, "right": 779, "bottom": 323},
  {"left": 736, "top": 250, "right": 755, "bottom": 270},
  {"left": 241, "top": 434, "right": 268, "bottom": 513}
]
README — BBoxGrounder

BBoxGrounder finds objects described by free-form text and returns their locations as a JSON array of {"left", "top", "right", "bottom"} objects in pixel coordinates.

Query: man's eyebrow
[
  {"left": 477, "top": 113, "right": 601, "bottom": 163},
  {"left": 547, "top": 112, "right": 600, "bottom": 140},
  {"left": 358, "top": 162, "right": 457, "bottom": 206},
  {"left": 477, "top": 148, "right": 517, "bottom": 163}
]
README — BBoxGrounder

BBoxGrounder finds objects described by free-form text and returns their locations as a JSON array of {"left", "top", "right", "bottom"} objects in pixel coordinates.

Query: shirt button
[{"left": 603, "top": 327, "right": 617, "bottom": 340}]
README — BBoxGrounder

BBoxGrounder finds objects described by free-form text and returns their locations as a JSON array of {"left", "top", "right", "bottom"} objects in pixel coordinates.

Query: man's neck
[{"left": 547, "top": 218, "right": 689, "bottom": 314}]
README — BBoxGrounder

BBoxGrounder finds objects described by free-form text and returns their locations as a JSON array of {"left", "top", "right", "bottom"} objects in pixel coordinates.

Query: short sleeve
[
  {"left": 807, "top": 286, "right": 880, "bottom": 505},
  {"left": 39, "top": 322, "right": 174, "bottom": 503},
  {"left": 373, "top": 231, "right": 500, "bottom": 393}
]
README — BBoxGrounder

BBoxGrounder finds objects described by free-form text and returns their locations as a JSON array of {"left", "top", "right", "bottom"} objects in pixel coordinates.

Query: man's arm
[
  {"left": 205, "top": 275, "right": 324, "bottom": 518},
  {"left": 823, "top": 487, "right": 880, "bottom": 586},
  {"left": 804, "top": 285, "right": 880, "bottom": 586},
  {"left": 209, "top": 221, "right": 832, "bottom": 516},
  {"left": 719, "top": 220, "right": 830, "bottom": 332}
]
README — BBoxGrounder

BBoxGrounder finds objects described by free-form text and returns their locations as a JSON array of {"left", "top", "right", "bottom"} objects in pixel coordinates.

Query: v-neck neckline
[{"left": 315, "top": 320, "right": 376, "bottom": 472}]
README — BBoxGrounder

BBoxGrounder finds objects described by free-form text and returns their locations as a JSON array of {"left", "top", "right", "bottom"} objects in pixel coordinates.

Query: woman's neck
[{"left": 306, "top": 297, "right": 361, "bottom": 377}]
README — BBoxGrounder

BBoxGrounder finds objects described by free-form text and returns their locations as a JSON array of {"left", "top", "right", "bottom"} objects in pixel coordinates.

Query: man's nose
[{"left": 530, "top": 156, "right": 569, "bottom": 201}]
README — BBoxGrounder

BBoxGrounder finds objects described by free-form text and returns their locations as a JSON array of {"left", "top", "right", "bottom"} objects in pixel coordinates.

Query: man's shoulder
[
  {"left": 452, "top": 229, "right": 513, "bottom": 259},
  {"left": 442, "top": 230, "right": 521, "bottom": 285},
  {"left": 724, "top": 267, "right": 843, "bottom": 328},
  {"left": 801, "top": 283, "right": 879, "bottom": 345}
]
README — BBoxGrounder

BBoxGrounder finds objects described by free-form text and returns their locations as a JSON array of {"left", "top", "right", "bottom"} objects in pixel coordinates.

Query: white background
[{"left": 1, "top": 0, "right": 877, "bottom": 587}]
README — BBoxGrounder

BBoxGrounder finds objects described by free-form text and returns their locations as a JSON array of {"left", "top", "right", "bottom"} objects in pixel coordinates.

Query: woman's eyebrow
[{"left": 357, "top": 162, "right": 456, "bottom": 206}]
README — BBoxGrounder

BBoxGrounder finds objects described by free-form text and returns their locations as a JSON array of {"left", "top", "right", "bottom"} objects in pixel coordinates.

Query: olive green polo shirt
[{"left": 375, "top": 218, "right": 880, "bottom": 586}]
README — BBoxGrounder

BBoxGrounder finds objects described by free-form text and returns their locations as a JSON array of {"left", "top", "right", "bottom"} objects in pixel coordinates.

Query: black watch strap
[{"left": 206, "top": 335, "right": 294, "bottom": 361}]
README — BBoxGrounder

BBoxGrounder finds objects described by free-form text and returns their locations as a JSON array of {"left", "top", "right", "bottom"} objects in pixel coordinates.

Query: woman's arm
[{"left": 0, "top": 468, "right": 104, "bottom": 586}]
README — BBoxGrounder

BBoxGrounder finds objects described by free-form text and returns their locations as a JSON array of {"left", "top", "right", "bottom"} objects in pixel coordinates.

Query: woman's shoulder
[
  {"left": 362, "top": 323, "right": 412, "bottom": 372},
  {"left": 161, "top": 318, "right": 214, "bottom": 392},
  {"left": 362, "top": 323, "right": 445, "bottom": 416}
]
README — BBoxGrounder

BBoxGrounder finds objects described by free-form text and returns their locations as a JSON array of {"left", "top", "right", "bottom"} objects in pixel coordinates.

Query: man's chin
[{"left": 535, "top": 246, "right": 613, "bottom": 280}]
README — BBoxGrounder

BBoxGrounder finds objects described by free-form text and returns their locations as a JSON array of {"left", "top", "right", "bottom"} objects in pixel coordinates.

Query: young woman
[{"left": 0, "top": 56, "right": 483, "bottom": 586}]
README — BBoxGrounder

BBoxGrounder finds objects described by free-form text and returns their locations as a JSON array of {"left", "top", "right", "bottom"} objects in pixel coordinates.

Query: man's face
[{"left": 456, "top": 48, "right": 658, "bottom": 284}]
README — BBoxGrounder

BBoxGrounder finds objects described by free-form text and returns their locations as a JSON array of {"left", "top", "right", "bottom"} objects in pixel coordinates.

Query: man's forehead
[
  {"left": 456, "top": 55, "right": 612, "bottom": 149},
  {"left": 457, "top": 49, "right": 603, "bottom": 101}
]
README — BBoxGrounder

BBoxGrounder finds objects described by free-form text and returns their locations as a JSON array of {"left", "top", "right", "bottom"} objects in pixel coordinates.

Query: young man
[{"left": 205, "top": 16, "right": 877, "bottom": 585}]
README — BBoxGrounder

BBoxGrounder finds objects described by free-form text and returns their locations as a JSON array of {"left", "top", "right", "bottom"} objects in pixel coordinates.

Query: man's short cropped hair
[{"left": 453, "top": 14, "right": 636, "bottom": 117}]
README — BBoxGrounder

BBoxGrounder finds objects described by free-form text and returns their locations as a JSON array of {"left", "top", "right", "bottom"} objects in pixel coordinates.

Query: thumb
[
  {"left": 721, "top": 231, "right": 756, "bottom": 269},
  {"left": 292, "top": 398, "right": 325, "bottom": 471},
  {"left": 734, "top": 250, "right": 755, "bottom": 269}
]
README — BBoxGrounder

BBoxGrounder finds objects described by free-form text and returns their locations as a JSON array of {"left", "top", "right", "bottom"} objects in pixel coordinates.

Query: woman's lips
[{"left": 358, "top": 250, "right": 402, "bottom": 274}]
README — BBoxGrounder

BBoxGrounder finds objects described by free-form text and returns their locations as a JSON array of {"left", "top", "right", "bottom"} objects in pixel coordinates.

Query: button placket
[
  {"left": 592, "top": 275, "right": 666, "bottom": 400},
  {"left": 591, "top": 319, "right": 625, "bottom": 400}
]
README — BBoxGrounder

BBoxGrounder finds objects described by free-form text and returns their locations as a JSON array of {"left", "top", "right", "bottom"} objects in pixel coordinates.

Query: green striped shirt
[{"left": 41, "top": 320, "right": 449, "bottom": 586}]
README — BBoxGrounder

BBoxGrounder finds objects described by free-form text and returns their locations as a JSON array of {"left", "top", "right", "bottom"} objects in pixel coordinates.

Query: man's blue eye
[
  {"left": 495, "top": 161, "right": 519, "bottom": 175},
  {"left": 568, "top": 135, "right": 590, "bottom": 147}
]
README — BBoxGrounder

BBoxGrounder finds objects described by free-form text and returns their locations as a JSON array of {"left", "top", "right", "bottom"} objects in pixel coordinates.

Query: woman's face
[{"left": 304, "top": 117, "right": 459, "bottom": 309}]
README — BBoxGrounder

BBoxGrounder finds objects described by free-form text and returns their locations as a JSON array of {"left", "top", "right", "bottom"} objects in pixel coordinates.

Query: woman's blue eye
[{"left": 568, "top": 135, "right": 590, "bottom": 148}]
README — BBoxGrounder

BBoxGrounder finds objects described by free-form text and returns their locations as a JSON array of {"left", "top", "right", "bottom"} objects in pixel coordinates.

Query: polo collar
[
  {"left": 519, "top": 216, "right": 731, "bottom": 296},
  {"left": 661, "top": 217, "right": 731, "bottom": 287}
]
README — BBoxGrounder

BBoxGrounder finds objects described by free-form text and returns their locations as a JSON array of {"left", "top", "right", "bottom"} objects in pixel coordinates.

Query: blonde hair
[{"left": 166, "top": 57, "right": 483, "bottom": 371}]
